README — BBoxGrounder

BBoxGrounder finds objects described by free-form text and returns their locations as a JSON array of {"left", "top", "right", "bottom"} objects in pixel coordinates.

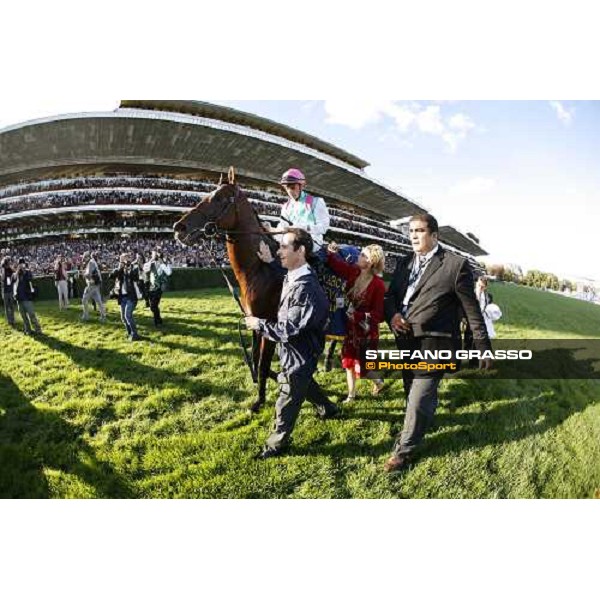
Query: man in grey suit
[{"left": 383, "top": 213, "right": 492, "bottom": 473}]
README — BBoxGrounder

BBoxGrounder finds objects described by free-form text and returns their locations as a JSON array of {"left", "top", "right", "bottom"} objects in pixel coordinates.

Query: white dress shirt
[{"left": 402, "top": 244, "right": 440, "bottom": 313}]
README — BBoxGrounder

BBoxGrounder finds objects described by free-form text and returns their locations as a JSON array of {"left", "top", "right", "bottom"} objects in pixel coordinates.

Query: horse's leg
[{"left": 250, "top": 336, "right": 277, "bottom": 413}]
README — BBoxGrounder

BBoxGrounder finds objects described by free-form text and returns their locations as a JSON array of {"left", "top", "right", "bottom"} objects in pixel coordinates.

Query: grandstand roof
[
  {"left": 438, "top": 225, "right": 487, "bottom": 256},
  {"left": 120, "top": 100, "right": 370, "bottom": 170},
  {"left": 0, "top": 103, "right": 426, "bottom": 220}
]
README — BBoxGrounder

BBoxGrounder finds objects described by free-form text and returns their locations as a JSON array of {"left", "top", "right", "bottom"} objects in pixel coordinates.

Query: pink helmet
[{"left": 280, "top": 168, "right": 306, "bottom": 185}]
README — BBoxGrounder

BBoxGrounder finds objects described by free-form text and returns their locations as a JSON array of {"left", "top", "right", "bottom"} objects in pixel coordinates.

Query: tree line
[{"left": 482, "top": 263, "right": 576, "bottom": 293}]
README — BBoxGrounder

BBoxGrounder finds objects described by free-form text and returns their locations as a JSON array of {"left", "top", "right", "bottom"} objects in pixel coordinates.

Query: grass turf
[{"left": 1, "top": 283, "right": 599, "bottom": 498}]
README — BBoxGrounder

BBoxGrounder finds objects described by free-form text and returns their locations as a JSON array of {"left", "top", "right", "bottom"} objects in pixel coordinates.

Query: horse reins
[{"left": 181, "top": 184, "right": 288, "bottom": 386}]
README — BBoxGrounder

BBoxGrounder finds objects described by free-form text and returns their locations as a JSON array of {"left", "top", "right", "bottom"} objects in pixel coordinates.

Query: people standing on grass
[
  {"left": 111, "top": 253, "right": 143, "bottom": 342},
  {"left": 474, "top": 276, "right": 498, "bottom": 338},
  {"left": 382, "top": 213, "right": 492, "bottom": 473},
  {"left": 245, "top": 228, "right": 340, "bottom": 459},
  {"left": 81, "top": 251, "right": 106, "bottom": 323},
  {"left": 143, "top": 250, "right": 172, "bottom": 327},
  {"left": 326, "top": 241, "right": 386, "bottom": 402},
  {"left": 463, "top": 276, "right": 500, "bottom": 366},
  {"left": 13, "top": 258, "right": 42, "bottom": 336},
  {"left": 135, "top": 252, "right": 148, "bottom": 305},
  {"left": 320, "top": 245, "right": 361, "bottom": 373},
  {"left": 1, "top": 256, "right": 17, "bottom": 327},
  {"left": 54, "top": 255, "right": 69, "bottom": 310}
]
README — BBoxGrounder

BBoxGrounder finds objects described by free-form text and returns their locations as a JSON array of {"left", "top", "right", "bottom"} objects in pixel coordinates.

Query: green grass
[{"left": 1, "top": 283, "right": 599, "bottom": 498}]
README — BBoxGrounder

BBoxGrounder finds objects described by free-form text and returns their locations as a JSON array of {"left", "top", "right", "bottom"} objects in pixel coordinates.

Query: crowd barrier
[
  {"left": 20, "top": 268, "right": 234, "bottom": 302},
  {"left": 6, "top": 267, "right": 393, "bottom": 303}
]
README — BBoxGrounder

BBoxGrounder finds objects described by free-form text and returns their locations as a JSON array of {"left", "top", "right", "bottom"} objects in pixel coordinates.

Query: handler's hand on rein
[
  {"left": 327, "top": 241, "right": 339, "bottom": 254},
  {"left": 245, "top": 316, "right": 260, "bottom": 330},
  {"left": 257, "top": 241, "right": 274, "bottom": 263}
]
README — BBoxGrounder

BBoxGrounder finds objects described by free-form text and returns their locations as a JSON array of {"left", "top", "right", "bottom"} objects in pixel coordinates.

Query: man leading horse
[{"left": 173, "top": 166, "right": 345, "bottom": 415}]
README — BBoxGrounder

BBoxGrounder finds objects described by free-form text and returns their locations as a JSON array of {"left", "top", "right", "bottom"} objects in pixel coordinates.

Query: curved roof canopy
[
  {"left": 439, "top": 225, "right": 487, "bottom": 257},
  {"left": 120, "top": 100, "right": 370, "bottom": 170},
  {"left": 0, "top": 105, "right": 425, "bottom": 220}
]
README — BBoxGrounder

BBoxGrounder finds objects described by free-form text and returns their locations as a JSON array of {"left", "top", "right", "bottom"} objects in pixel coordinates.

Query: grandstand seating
[{"left": 0, "top": 174, "right": 482, "bottom": 277}]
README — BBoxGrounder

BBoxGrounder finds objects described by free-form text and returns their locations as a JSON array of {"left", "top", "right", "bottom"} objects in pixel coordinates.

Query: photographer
[
  {"left": 81, "top": 251, "right": 106, "bottom": 323},
  {"left": 135, "top": 252, "right": 149, "bottom": 306},
  {"left": 1, "top": 256, "right": 17, "bottom": 327},
  {"left": 110, "top": 253, "right": 142, "bottom": 342},
  {"left": 143, "top": 250, "right": 172, "bottom": 327},
  {"left": 13, "top": 258, "right": 42, "bottom": 336},
  {"left": 54, "top": 255, "right": 69, "bottom": 310}
]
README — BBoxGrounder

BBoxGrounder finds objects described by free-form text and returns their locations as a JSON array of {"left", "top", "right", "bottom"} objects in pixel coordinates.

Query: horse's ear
[
  {"left": 217, "top": 173, "right": 223, "bottom": 186},
  {"left": 228, "top": 166, "right": 235, "bottom": 185}
]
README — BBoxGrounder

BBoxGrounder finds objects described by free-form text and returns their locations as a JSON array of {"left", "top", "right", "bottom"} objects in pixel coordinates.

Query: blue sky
[
  {"left": 1, "top": 100, "right": 598, "bottom": 281},
  {"left": 217, "top": 100, "right": 600, "bottom": 282}
]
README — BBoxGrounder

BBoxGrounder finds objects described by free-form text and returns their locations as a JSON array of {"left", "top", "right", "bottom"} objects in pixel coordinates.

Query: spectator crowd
[
  {"left": 1, "top": 175, "right": 411, "bottom": 245},
  {"left": 1, "top": 174, "right": 413, "bottom": 276},
  {"left": 0, "top": 236, "right": 229, "bottom": 276}
]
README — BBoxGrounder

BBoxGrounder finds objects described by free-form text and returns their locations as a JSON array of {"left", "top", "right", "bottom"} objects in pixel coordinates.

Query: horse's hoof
[{"left": 249, "top": 400, "right": 265, "bottom": 413}]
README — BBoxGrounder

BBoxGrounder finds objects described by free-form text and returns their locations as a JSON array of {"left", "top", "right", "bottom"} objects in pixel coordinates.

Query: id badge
[{"left": 335, "top": 296, "right": 345, "bottom": 309}]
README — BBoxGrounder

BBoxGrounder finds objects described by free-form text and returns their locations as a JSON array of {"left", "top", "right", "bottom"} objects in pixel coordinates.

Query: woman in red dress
[{"left": 326, "top": 242, "right": 386, "bottom": 403}]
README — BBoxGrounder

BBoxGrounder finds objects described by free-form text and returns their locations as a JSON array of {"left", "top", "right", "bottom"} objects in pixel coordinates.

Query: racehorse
[{"left": 173, "top": 168, "right": 280, "bottom": 412}]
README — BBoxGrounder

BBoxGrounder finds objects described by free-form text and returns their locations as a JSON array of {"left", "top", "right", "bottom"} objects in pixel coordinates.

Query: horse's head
[{"left": 174, "top": 181, "right": 242, "bottom": 246}]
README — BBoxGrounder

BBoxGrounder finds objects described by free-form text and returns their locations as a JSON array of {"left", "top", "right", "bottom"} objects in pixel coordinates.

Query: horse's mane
[{"left": 241, "top": 188, "right": 280, "bottom": 255}]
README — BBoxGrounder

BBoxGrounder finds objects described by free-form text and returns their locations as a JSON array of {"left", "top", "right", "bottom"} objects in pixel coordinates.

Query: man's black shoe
[
  {"left": 254, "top": 447, "right": 283, "bottom": 460},
  {"left": 319, "top": 405, "right": 341, "bottom": 420},
  {"left": 384, "top": 454, "right": 413, "bottom": 473}
]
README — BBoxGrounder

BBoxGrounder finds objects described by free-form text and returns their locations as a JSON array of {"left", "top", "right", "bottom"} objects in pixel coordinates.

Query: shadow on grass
[
  {"left": 148, "top": 320, "right": 240, "bottom": 347},
  {"left": 291, "top": 374, "right": 600, "bottom": 464},
  {"left": 161, "top": 306, "right": 240, "bottom": 319},
  {"left": 164, "top": 315, "right": 242, "bottom": 328},
  {"left": 452, "top": 347, "right": 600, "bottom": 380},
  {"left": 0, "top": 373, "right": 133, "bottom": 498},
  {"left": 424, "top": 380, "right": 600, "bottom": 460},
  {"left": 35, "top": 333, "right": 253, "bottom": 407}
]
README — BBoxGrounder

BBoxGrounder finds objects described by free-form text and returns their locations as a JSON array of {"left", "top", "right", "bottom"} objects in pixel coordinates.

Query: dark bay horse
[{"left": 173, "top": 170, "right": 281, "bottom": 412}]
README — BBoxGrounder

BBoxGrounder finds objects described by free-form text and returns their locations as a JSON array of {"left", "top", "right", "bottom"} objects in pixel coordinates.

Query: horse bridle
[{"left": 197, "top": 186, "right": 241, "bottom": 239}]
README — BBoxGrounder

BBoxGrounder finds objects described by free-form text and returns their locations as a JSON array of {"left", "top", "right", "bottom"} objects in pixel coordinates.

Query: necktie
[{"left": 409, "top": 255, "right": 428, "bottom": 287}]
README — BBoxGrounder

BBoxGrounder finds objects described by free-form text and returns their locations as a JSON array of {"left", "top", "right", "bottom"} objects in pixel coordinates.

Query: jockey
[{"left": 267, "top": 168, "right": 331, "bottom": 253}]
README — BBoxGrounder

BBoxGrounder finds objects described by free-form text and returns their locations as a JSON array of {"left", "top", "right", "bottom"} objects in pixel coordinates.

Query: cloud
[
  {"left": 300, "top": 101, "right": 319, "bottom": 113},
  {"left": 448, "top": 177, "right": 496, "bottom": 196},
  {"left": 323, "top": 101, "right": 476, "bottom": 151},
  {"left": 448, "top": 113, "right": 476, "bottom": 132},
  {"left": 377, "top": 131, "right": 414, "bottom": 149},
  {"left": 549, "top": 101, "right": 574, "bottom": 125},
  {"left": 386, "top": 103, "right": 418, "bottom": 131},
  {"left": 415, "top": 105, "right": 445, "bottom": 135},
  {"left": 323, "top": 100, "right": 395, "bottom": 129}
]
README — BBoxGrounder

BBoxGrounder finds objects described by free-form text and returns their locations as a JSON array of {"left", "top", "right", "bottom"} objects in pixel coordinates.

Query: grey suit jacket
[{"left": 384, "top": 247, "right": 491, "bottom": 351}]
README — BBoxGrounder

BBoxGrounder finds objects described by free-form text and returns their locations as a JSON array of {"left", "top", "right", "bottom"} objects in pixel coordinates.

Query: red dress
[{"left": 326, "top": 253, "right": 386, "bottom": 375}]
